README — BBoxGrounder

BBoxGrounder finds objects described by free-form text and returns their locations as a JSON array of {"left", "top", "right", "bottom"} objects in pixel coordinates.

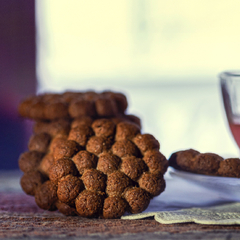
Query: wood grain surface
[
  {"left": 1, "top": 192, "right": 240, "bottom": 240},
  {"left": 1, "top": 170, "right": 240, "bottom": 239}
]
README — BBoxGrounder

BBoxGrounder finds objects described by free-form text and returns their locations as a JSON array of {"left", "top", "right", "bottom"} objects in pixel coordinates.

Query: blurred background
[{"left": 1, "top": 0, "right": 240, "bottom": 170}]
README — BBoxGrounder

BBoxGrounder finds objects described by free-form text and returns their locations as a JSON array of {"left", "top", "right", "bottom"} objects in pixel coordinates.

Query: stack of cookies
[{"left": 18, "top": 91, "right": 168, "bottom": 218}]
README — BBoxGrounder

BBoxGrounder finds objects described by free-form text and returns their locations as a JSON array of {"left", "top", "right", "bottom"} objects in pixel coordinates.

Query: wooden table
[{"left": 1, "top": 171, "right": 240, "bottom": 240}]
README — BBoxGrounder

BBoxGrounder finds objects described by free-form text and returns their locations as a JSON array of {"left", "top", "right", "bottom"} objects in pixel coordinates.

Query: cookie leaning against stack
[
  {"left": 169, "top": 148, "right": 240, "bottom": 178},
  {"left": 18, "top": 90, "right": 168, "bottom": 219}
]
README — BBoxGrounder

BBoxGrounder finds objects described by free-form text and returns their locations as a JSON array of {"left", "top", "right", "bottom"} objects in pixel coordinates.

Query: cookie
[
  {"left": 19, "top": 91, "right": 128, "bottom": 120},
  {"left": 169, "top": 149, "right": 240, "bottom": 178},
  {"left": 19, "top": 118, "right": 168, "bottom": 218}
]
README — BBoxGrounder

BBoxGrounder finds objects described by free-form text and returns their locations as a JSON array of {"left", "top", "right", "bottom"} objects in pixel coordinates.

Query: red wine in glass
[
  {"left": 220, "top": 71, "right": 240, "bottom": 148},
  {"left": 229, "top": 123, "right": 240, "bottom": 148}
]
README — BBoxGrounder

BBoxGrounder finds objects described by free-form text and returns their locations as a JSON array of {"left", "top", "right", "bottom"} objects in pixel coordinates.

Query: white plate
[{"left": 168, "top": 167, "right": 240, "bottom": 201}]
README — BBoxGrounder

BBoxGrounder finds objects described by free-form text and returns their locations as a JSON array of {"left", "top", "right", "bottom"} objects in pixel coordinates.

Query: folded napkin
[{"left": 122, "top": 202, "right": 240, "bottom": 225}]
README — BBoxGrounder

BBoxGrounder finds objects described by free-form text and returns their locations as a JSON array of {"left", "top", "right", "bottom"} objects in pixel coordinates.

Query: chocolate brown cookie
[
  {"left": 19, "top": 91, "right": 129, "bottom": 120},
  {"left": 169, "top": 149, "right": 240, "bottom": 178},
  {"left": 19, "top": 118, "right": 167, "bottom": 218}
]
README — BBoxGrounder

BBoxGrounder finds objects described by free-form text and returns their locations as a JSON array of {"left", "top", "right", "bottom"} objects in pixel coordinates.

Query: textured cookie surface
[
  {"left": 19, "top": 118, "right": 168, "bottom": 218},
  {"left": 18, "top": 91, "right": 128, "bottom": 120},
  {"left": 168, "top": 149, "right": 240, "bottom": 178}
]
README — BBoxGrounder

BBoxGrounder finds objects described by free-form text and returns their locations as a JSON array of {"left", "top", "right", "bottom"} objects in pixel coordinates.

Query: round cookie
[{"left": 18, "top": 114, "right": 167, "bottom": 218}]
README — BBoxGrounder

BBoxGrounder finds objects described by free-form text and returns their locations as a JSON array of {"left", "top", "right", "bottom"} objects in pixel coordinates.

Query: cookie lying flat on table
[
  {"left": 19, "top": 118, "right": 168, "bottom": 219},
  {"left": 168, "top": 149, "right": 240, "bottom": 178},
  {"left": 18, "top": 91, "right": 128, "bottom": 120}
]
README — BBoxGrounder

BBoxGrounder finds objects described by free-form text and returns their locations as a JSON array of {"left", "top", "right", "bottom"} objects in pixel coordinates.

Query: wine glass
[{"left": 220, "top": 71, "right": 240, "bottom": 149}]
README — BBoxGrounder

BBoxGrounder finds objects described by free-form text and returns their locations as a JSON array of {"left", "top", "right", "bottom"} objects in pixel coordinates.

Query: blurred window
[{"left": 36, "top": 0, "right": 240, "bottom": 90}]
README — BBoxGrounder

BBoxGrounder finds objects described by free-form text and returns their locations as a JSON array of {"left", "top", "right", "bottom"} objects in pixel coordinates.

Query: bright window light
[{"left": 36, "top": 0, "right": 240, "bottom": 91}]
